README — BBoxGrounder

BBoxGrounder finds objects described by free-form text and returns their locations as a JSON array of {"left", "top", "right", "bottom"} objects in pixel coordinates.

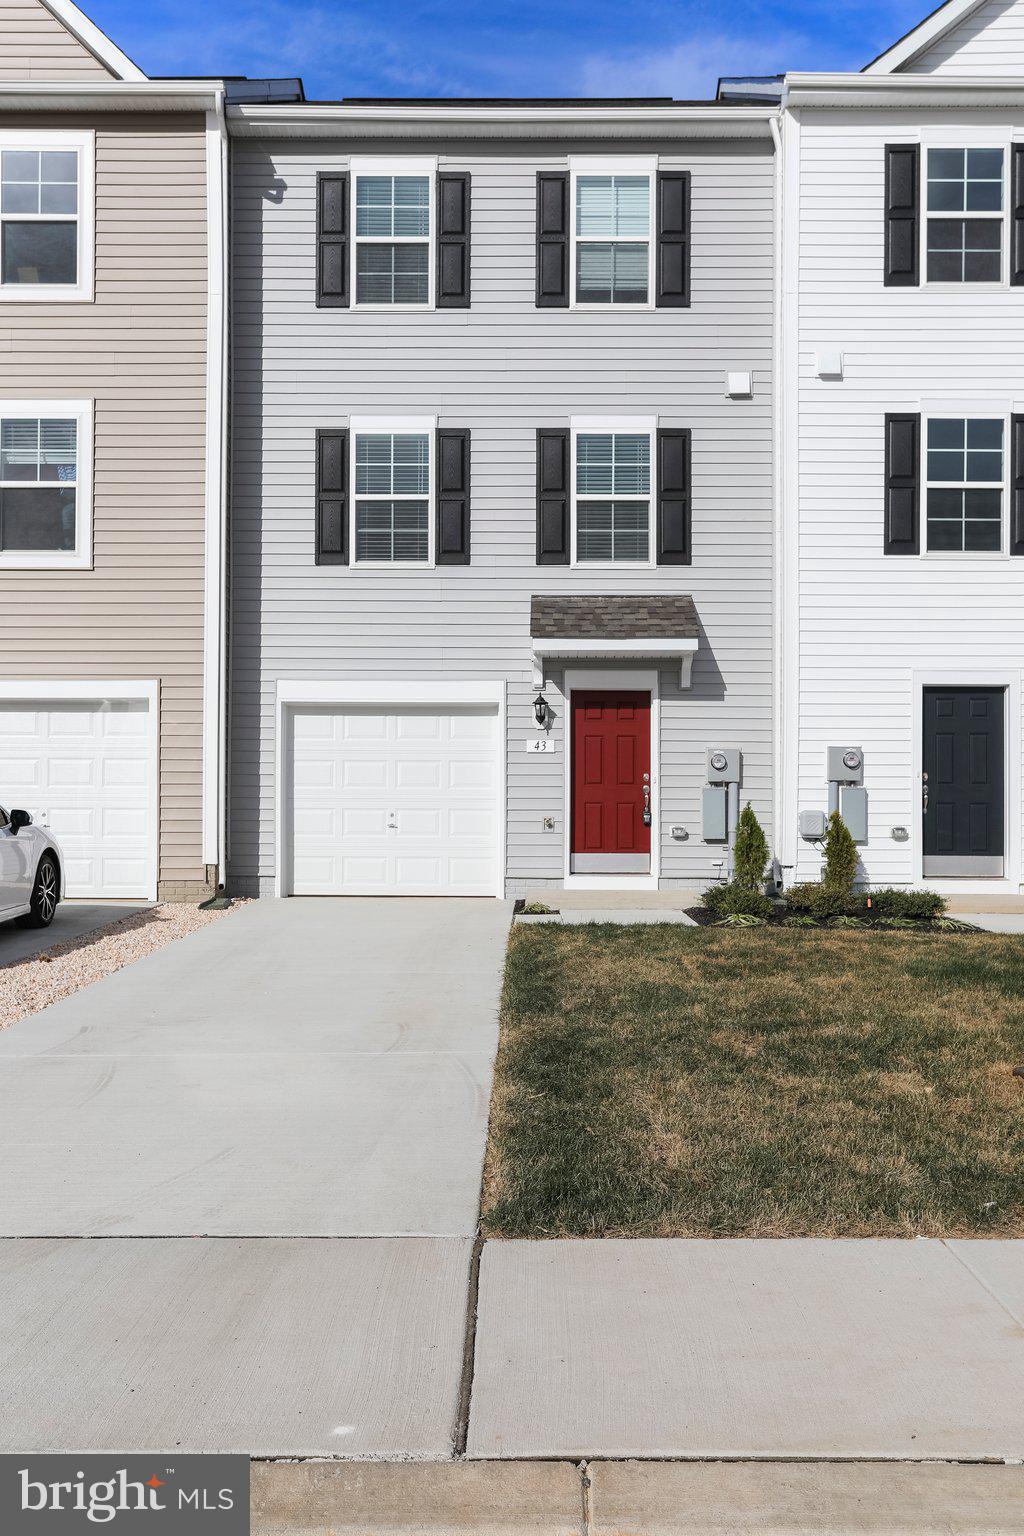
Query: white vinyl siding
[
  {"left": 790, "top": 107, "right": 1024, "bottom": 888},
  {"left": 904, "top": 0, "right": 1024, "bottom": 75}
]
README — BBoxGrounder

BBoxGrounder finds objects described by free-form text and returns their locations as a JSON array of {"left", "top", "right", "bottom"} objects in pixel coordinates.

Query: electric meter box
[
  {"left": 828, "top": 746, "right": 864, "bottom": 785},
  {"left": 706, "top": 748, "right": 742, "bottom": 785},
  {"left": 702, "top": 785, "right": 728, "bottom": 842},
  {"left": 840, "top": 786, "right": 868, "bottom": 844}
]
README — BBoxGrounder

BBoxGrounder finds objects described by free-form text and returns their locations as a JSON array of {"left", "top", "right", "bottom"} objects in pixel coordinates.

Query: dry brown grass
[{"left": 481, "top": 923, "right": 1024, "bottom": 1238}]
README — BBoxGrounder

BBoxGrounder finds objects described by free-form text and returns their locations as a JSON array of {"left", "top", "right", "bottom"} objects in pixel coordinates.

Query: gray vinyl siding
[
  {"left": 0, "top": 112, "right": 209, "bottom": 891},
  {"left": 229, "top": 135, "right": 775, "bottom": 894},
  {"left": 0, "top": 0, "right": 115, "bottom": 79}
]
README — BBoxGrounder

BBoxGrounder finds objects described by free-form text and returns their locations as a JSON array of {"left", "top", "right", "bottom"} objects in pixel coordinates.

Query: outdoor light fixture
[{"left": 533, "top": 691, "right": 550, "bottom": 728}]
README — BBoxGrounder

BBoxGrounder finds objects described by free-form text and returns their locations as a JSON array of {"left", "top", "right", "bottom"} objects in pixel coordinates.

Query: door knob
[
  {"left": 922, "top": 774, "right": 929, "bottom": 815},
  {"left": 642, "top": 780, "right": 652, "bottom": 828}
]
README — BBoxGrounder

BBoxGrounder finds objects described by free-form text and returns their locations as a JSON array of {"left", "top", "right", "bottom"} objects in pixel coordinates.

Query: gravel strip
[{"left": 0, "top": 902, "right": 246, "bottom": 1031}]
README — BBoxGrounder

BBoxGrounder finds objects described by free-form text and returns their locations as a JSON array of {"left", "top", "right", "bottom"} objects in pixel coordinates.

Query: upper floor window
[
  {"left": 926, "top": 148, "right": 1004, "bottom": 284},
  {"left": 354, "top": 427, "right": 431, "bottom": 562},
  {"left": 573, "top": 166, "right": 652, "bottom": 305},
  {"left": 353, "top": 161, "right": 433, "bottom": 307},
  {"left": 925, "top": 416, "right": 1004, "bottom": 553},
  {"left": 0, "top": 401, "right": 92, "bottom": 569},
  {"left": 0, "top": 132, "right": 93, "bottom": 302},
  {"left": 573, "top": 426, "right": 652, "bottom": 564}
]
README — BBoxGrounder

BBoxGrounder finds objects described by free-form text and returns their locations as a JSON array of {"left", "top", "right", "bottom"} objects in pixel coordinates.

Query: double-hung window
[
  {"left": 0, "top": 401, "right": 92, "bottom": 568},
  {"left": 0, "top": 132, "right": 93, "bottom": 300},
  {"left": 353, "top": 422, "right": 432, "bottom": 563},
  {"left": 353, "top": 160, "right": 433, "bottom": 306},
  {"left": 925, "top": 416, "right": 1004, "bottom": 553},
  {"left": 572, "top": 161, "right": 653, "bottom": 306},
  {"left": 573, "top": 424, "right": 653, "bottom": 564},
  {"left": 925, "top": 148, "right": 1004, "bottom": 284}
]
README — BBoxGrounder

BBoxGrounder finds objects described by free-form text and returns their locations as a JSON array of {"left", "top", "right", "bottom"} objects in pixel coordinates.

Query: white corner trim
[
  {"left": 41, "top": 0, "right": 147, "bottom": 81},
  {"left": 273, "top": 679, "right": 507, "bottom": 899},
  {"left": 201, "top": 101, "right": 228, "bottom": 875},
  {"left": 0, "top": 397, "right": 93, "bottom": 570},
  {"left": 532, "top": 638, "right": 698, "bottom": 690},
  {"left": 0, "top": 679, "right": 159, "bottom": 902},
  {"left": 0, "top": 130, "right": 94, "bottom": 305},
  {"left": 778, "top": 105, "right": 802, "bottom": 874},
  {"left": 862, "top": 0, "right": 987, "bottom": 74}
]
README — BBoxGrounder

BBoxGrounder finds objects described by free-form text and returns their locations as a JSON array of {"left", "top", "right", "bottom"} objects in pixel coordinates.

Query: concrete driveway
[
  {"left": 0, "top": 897, "right": 512, "bottom": 1455},
  {"left": 0, "top": 897, "right": 511, "bottom": 1236}
]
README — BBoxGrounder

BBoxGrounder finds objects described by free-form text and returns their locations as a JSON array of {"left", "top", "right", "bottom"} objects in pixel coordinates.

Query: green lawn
[{"left": 481, "top": 924, "right": 1024, "bottom": 1239}]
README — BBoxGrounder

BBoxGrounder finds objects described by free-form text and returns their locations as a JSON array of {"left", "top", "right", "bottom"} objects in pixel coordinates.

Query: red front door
[{"left": 571, "top": 691, "right": 652, "bottom": 874}]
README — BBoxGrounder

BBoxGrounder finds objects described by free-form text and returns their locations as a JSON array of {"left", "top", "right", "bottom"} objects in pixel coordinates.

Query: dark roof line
[{"left": 332, "top": 95, "right": 722, "bottom": 107}]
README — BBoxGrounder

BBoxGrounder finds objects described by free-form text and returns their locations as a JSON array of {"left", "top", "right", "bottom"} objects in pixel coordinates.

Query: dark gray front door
[{"left": 923, "top": 686, "right": 1005, "bottom": 877}]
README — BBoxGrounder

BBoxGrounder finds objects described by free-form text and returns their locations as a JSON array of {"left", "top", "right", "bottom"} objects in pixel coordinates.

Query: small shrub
[
  {"left": 703, "top": 880, "right": 774, "bottom": 920},
  {"left": 828, "top": 915, "right": 868, "bottom": 929},
  {"left": 933, "top": 916, "right": 980, "bottom": 933},
  {"left": 784, "top": 914, "right": 818, "bottom": 927},
  {"left": 733, "top": 803, "right": 769, "bottom": 892},
  {"left": 716, "top": 912, "right": 767, "bottom": 927},
  {"left": 522, "top": 902, "right": 557, "bottom": 915},
  {"left": 785, "top": 882, "right": 861, "bottom": 920},
  {"left": 822, "top": 812, "right": 859, "bottom": 897},
  {"left": 867, "top": 887, "right": 946, "bottom": 920}
]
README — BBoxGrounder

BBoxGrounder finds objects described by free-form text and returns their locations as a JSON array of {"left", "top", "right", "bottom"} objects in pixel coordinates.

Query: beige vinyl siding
[
  {"left": 230, "top": 138, "right": 775, "bottom": 895},
  {"left": 905, "top": 0, "right": 1024, "bottom": 74},
  {"left": 0, "top": 112, "right": 209, "bottom": 890},
  {"left": 0, "top": 0, "right": 115, "bottom": 79}
]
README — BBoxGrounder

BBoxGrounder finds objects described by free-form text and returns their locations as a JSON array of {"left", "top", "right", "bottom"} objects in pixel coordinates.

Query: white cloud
[{"left": 575, "top": 28, "right": 858, "bottom": 98}]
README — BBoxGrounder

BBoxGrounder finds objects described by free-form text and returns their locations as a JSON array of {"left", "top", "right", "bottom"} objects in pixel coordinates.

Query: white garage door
[
  {"left": 288, "top": 704, "right": 501, "bottom": 896},
  {"left": 0, "top": 699, "right": 153, "bottom": 898}
]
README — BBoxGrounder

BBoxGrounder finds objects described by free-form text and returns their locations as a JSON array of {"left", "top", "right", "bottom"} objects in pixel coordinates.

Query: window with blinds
[
  {"left": 354, "top": 174, "right": 431, "bottom": 305},
  {"left": 0, "top": 416, "right": 77, "bottom": 552},
  {"left": 354, "top": 432, "right": 431, "bottom": 561},
  {"left": 574, "top": 174, "right": 650, "bottom": 304},
  {"left": 575, "top": 432, "right": 651, "bottom": 561}
]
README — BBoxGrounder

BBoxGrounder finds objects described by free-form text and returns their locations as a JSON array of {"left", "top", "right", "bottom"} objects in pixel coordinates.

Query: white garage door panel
[
  {"left": 0, "top": 700, "right": 152, "bottom": 899},
  {"left": 289, "top": 705, "right": 500, "bottom": 896}
]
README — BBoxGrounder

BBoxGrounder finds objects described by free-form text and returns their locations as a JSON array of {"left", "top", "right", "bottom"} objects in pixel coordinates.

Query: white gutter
[
  {"left": 0, "top": 81, "right": 224, "bottom": 111},
  {"left": 201, "top": 90, "right": 230, "bottom": 890},
  {"left": 785, "top": 72, "right": 1024, "bottom": 109},
  {"left": 230, "top": 102, "right": 776, "bottom": 139},
  {"left": 769, "top": 113, "right": 785, "bottom": 872}
]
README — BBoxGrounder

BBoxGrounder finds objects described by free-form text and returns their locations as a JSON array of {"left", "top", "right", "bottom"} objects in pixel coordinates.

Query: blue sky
[{"left": 88, "top": 0, "right": 934, "bottom": 99}]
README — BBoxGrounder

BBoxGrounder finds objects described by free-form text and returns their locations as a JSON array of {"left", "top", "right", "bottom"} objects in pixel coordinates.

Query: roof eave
[
  {"left": 0, "top": 81, "right": 225, "bottom": 111},
  {"left": 784, "top": 71, "right": 1024, "bottom": 109},
  {"left": 228, "top": 102, "right": 777, "bottom": 140}
]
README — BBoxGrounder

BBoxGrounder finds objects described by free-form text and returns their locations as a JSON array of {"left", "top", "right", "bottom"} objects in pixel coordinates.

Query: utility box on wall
[
  {"left": 706, "top": 749, "right": 741, "bottom": 785},
  {"left": 840, "top": 786, "right": 868, "bottom": 844},
  {"left": 827, "top": 746, "right": 864, "bottom": 785},
  {"left": 702, "top": 785, "right": 728, "bottom": 842}
]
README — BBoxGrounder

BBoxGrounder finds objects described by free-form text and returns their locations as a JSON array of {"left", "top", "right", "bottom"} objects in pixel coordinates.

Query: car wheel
[{"left": 16, "top": 855, "right": 60, "bottom": 930}]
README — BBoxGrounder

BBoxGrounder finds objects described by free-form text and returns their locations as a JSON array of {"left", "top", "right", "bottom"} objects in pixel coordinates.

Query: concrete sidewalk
[{"left": 468, "top": 1239, "right": 1024, "bottom": 1462}]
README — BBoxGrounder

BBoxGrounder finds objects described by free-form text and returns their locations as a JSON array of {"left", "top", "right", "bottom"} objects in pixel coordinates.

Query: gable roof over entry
[{"left": 530, "top": 595, "right": 701, "bottom": 689}]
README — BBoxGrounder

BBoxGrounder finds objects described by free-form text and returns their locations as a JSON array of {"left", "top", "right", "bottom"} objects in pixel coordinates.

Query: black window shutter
[
  {"left": 656, "top": 171, "right": 690, "bottom": 308},
  {"left": 536, "top": 172, "right": 569, "bottom": 308},
  {"left": 1011, "top": 415, "right": 1024, "bottom": 555},
  {"left": 884, "top": 413, "right": 920, "bottom": 555},
  {"left": 884, "top": 145, "right": 919, "bottom": 288},
  {"left": 437, "top": 172, "right": 471, "bottom": 308},
  {"left": 317, "top": 172, "right": 349, "bottom": 308},
  {"left": 657, "top": 429, "right": 691, "bottom": 565},
  {"left": 316, "top": 429, "right": 348, "bottom": 564},
  {"left": 436, "top": 429, "right": 471, "bottom": 563},
  {"left": 1011, "top": 146, "right": 1024, "bottom": 287},
  {"left": 536, "top": 429, "right": 570, "bottom": 563}
]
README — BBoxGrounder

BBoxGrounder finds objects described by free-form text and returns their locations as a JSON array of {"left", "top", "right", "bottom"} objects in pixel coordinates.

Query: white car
[{"left": 0, "top": 806, "right": 62, "bottom": 929}]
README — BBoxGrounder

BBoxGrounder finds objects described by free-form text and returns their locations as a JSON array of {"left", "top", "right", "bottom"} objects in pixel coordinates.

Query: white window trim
[
  {"left": 350, "top": 156, "right": 436, "bottom": 312},
  {"left": 920, "top": 411, "right": 1009, "bottom": 560},
  {"left": 568, "top": 156, "right": 657, "bottom": 312},
  {"left": 0, "top": 398, "right": 93, "bottom": 570},
  {"left": 921, "top": 141, "right": 1008, "bottom": 291},
  {"left": 349, "top": 414, "right": 436, "bottom": 568},
  {"left": 561, "top": 667, "right": 661, "bottom": 891},
  {"left": 274, "top": 678, "right": 507, "bottom": 900},
  {"left": 570, "top": 415, "right": 657, "bottom": 569},
  {"left": 0, "top": 130, "right": 94, "bottom": 304}
]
